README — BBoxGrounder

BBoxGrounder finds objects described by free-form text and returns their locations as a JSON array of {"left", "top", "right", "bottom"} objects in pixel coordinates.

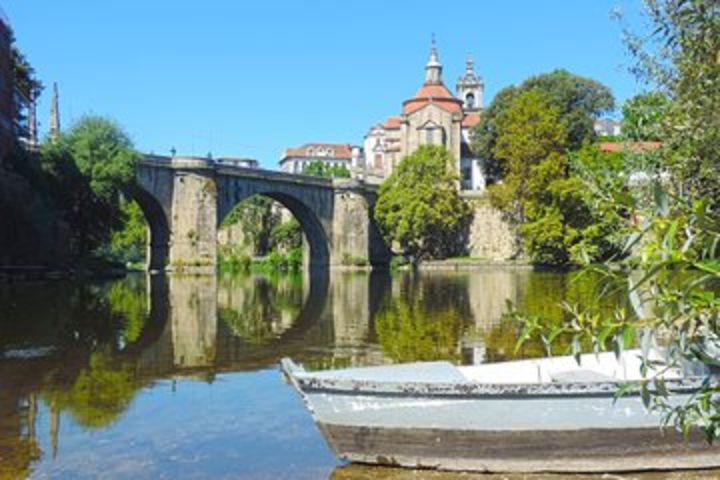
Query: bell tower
[{"left": 456, "top": 56, "right": 483, "bottom": 111}]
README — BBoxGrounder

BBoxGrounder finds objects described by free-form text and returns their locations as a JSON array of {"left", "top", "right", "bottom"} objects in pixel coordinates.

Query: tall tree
[
  {"left": 41, "top": 116, "right": 139, "bottom": 256},
  {"left": 471, "top": 70, "right": 614, "bottom": 178},
  {"left": 11, "top": 46, "right": 43, "bottom": 140},
  {"left": 374, "top": 146, "right": 471, "bottom": 260},
  {"left": 489, "top": 89, "right": 568, "bottom": 224},
  {"left": 490, "top": 90, "right": 621, "bottom": 265},
  {"left": 519, "top": 0, "right": 720, "bottom": 440},
  {"left": 626, "top": 0, "right": 720, "bottom": 207}
]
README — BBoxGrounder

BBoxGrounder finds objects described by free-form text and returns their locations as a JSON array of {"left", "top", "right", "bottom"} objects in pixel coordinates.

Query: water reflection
[{"left": 0, "top": 269, "right": 627, "bottom": 478}]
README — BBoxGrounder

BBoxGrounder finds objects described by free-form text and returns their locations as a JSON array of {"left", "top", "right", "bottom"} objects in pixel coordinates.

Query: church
[{"left": 360, "top": 40, "right": 487, "bottom": 191}]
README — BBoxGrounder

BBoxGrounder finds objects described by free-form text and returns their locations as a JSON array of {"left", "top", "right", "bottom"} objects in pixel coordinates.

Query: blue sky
[{"left": 5, "top": 1, "right": 648, "bottom": 168}]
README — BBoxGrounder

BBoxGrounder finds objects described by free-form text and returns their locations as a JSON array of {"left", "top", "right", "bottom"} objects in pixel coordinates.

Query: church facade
[{"left": 361, "top": 41, "right": 487, "bottom": 191}]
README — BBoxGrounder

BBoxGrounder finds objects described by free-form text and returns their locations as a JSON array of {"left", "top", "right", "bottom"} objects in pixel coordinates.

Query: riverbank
[
  {"left": 417, "top": 258, "right": 533, "bottom": 271},
  {"left": 0, "top": 262, "right": 131, "bottom": 282}
]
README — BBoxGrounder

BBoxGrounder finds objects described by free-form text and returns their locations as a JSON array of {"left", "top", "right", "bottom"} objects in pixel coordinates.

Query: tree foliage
[
  {"left": 519, "top": 0, "right": 720, "bottom": 440},
  {"left": 625, "top": 0, "right": 720, "bottom": 208},
  {"left": 471, "top": 69, "right": 615, "bottom": 177},
  {"left": 622, "top": 91, "right": 671, "bottom": 141},
  {"left": 39, "top": 116, "right": 140, "bottom": 256},
  {"left": 302, "top": 160, "right": 350, "bottom": 178},
  {"left": 489, "top": 90, "right": 626, "bottom": 266},
  {"left": 222, "top": 195, "right": 279, "bottom": 256},
  {"left": 108, "top": 200, "right": 147, "bottom": 264},
  {"left": 11, "top": 45, "right": 43, "bottom": 140},
  {"left": 374, "top": 146, "right": 471, "bottom": 260}
]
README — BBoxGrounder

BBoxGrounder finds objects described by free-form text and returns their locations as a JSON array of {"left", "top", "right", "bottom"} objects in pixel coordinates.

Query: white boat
[{"left": 280, "top": 350, "right": 720, "bottom": 473}]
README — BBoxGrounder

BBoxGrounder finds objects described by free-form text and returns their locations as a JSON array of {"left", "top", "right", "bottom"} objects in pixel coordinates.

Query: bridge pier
[
  {"left": 167, "top": 165, "right": 218, "bottom": 273},
  {"left": 331, "top": 184, "right": 391, "bottom": 267}
]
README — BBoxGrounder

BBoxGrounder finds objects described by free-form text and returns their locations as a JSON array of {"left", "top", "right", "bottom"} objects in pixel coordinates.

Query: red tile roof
[
  {"left": 281, "top": 143, "right": 354, "bottom": 161},
  {"left": 383, "top": 116, "right": 402, "bottom": 130},
  {"left": 599, "top": 141, "right": 661, "bottom": 153},
  {"left": 462, "top": 113, "right": 481, "bottom": 128},
  {"left": 402, "top": 82, "right": 463, "bottom": 114}
]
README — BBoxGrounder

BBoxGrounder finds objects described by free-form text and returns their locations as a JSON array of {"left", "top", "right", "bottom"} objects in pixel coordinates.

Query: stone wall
[
  {"left": 465, "top": 195, "right": 519, "bottom": 261},
  {"left": 217, "top": 223, "right": 251, "bottom": 256}
]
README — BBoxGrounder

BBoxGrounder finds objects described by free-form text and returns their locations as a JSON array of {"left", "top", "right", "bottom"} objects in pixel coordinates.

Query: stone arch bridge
[{"left": 131, "top": 156, "right": 390, "bottom": 272}]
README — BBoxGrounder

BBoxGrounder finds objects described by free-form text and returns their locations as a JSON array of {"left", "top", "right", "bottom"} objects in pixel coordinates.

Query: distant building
[
  {"left": 279, "top": 143, "right": 360, "bottom": 174},
  {"left": 599, "top": 141, "right": 661, "bottom": 153},
  {"left": 363, "top": 41, "right": 486, "bottom": 191},
  {"left": 0, "top": 8, "right": 14, "bottom": 160},
  {"left": 215, "top": 157, "right": 259, "bottom": 169},
  {"left": 594, "top": 118, "right": 622, "bottom": 137}
]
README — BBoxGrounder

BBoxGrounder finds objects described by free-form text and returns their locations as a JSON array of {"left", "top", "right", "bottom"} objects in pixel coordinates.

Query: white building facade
[{"left": 279, "top": 143, "right": 361, "bottom": 174}]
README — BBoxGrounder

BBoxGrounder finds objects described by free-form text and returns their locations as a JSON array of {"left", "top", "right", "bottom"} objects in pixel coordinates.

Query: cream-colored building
[{"left": 363, "top": 41, "right": 486, "bottom": 191}]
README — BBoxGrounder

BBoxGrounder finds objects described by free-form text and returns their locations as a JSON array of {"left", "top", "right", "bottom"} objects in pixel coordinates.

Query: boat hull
[
  {"left": 280, "top": 358, "right": 720, "bottom": 472},
  {"left": 317, "top": 422, "right": 720, "bottom": 473}
]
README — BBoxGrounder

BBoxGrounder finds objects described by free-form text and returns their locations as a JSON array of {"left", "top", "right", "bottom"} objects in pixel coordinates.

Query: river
[{"left": 0, "top": 269, "right": 710, "bottom": 479}]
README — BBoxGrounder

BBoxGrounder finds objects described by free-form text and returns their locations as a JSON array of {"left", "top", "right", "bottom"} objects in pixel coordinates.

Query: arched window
[
  {"left": 374, "top": 153, "right": 383, "bottom": 169},
  {"left": 465, "top": 93, "right": 475, "bottom": 109},
  {"left": 425, "top": 127, "right": 434, "bottom": 145}
]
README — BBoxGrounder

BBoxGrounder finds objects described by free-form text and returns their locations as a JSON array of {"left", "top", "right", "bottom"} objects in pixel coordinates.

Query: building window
[
  {"left": 374, "top": 153, "right": 382, "bottom": 169},
  {"left": 425, "top": 127, "right": 434, "bottom": 145},
  {"left": 465, "top": 93, "right": 475, "bottom": 109}
]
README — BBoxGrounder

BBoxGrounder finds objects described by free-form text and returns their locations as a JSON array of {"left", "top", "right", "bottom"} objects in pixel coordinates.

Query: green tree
[
  {"left": 622, "top": 91, "right": 671, "bottom": 141},
  {"left": 40, "top": 116, "right": 140, "bottom": 256},
  {"left": 490, "top": 91, "right": 624, "bottom": 265},
  {"left": 302, "top": 160, "right": 350, "bottom": 178},
  {"left": 11, "top": 45, "right": 43, "bottom": 140},
  {"left": 221, "top": 195, "right": 279, "bottom": 256},
  {"left": 520, "top": 0, "right": 720, "bottom": 440},
  {"left": 488, "top": 89, "right": 569, "bottom": 224},
  {"left": 472, "top": 70, "right": 614, "bottom": 177},
  {"left": 626, "top": 0, "right": 720, "bottom": 208},
  {"left": 63, "top": 116, "right": 138, "bottom": 198},
  {"left": 374, "top": 145, "right": 471, "bottom": 260},
  {"left": 106, "top": 200, "right": 147, "bottom": 264},
  {"left": 270, "top": 218, "right": 302, "bottom": 252}
]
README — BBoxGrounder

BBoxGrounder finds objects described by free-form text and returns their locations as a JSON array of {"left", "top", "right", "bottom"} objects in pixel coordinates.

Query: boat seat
[{"left": 549, "top": 369, "right": 618, "bottom": 383}]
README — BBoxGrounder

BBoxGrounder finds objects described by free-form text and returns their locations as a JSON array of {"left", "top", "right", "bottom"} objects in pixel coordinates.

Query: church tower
[
  {"left": 49, "top": 82, "right": 60, "bottom": 142},
  {"left": 456, "top": 56, "right": 483, "bottom": 111},
  {"left": 424, "top": 37, "right": 443, "bottom": 85}
]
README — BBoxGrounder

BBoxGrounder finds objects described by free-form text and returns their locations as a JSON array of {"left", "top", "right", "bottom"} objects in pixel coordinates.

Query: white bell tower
[{"left": 456, "top": 56, "right": 484, "bottom": 111}]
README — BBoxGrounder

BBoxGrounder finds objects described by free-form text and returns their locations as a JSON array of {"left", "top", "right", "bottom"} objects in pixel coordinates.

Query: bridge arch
[
  {"left": 125, "top": 183, "right": 171, "bottom": 271},
  {"left": 216, "top": 176, "right": 335, "bottom": 272}
]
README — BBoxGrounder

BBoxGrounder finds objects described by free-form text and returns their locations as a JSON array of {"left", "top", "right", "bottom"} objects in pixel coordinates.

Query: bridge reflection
[{"left": 125, "top": 271, "right": 390, "bottom": 378}]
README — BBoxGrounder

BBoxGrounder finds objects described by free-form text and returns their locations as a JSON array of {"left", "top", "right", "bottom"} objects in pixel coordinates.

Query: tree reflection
[
  {"left": 483, "top": 270, "right": 629, "bottom": 361},
  {"left": 375, "top": 273, "right": 474, "bottom": 363},
  {"left": 44, "top": 348, "right": 141, "bottom": 430},
  {"left": 218, "top": 273, "right": 303, "bottom": 346},
  {"left": 106, "top": 275, "right": 148, "bottom": 344}
]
